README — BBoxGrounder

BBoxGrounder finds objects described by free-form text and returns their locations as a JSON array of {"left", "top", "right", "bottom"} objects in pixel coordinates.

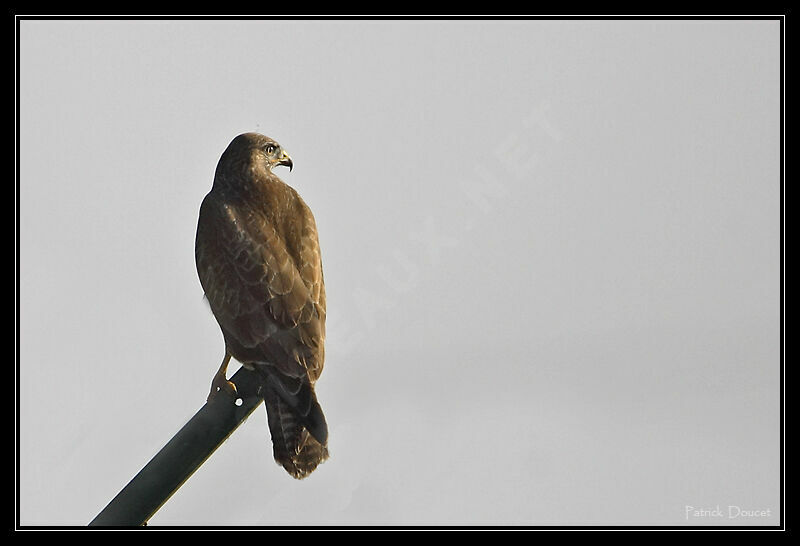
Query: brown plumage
[{"left": 195, "top": 132, "right": 328, "bottom": 479}]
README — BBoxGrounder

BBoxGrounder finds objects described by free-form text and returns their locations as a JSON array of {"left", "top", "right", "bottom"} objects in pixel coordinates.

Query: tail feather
[
  {"left": 253, "top": 364, "right": 328, "bottom": 445},
  {"left": 263, "top": 386, "right": 329, "bottom": 479}
]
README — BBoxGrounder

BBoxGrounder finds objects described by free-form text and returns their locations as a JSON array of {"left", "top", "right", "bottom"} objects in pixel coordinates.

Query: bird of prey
[{"left": 195, "top": 132, "right": 328, "bottom": 479}]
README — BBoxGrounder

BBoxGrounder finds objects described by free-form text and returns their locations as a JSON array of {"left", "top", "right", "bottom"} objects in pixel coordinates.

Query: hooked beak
[{"left": 278, "top": 149, "right": 293, "bottom": 172}]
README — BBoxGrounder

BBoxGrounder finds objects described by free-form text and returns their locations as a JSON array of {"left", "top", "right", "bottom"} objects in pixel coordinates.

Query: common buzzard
[{"left": 195, "top": 133, "right": 328, "bottom": 479}]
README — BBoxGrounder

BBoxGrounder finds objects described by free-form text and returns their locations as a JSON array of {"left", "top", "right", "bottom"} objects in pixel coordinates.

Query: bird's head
[
  {"left": 248, "top": 132, "right": 293, "bottom": 172},
  {"left": 218, "top": 133, "right": 293, "bottom": 181}
]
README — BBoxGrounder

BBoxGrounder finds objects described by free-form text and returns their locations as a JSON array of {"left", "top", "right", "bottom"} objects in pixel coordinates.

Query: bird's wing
[{"left": 195, "top": 192, "right": 325, "bottom": 382}]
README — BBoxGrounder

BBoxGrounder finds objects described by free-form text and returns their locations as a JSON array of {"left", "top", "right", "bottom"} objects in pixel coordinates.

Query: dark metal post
[{"left": 89, "top": 367, "right": 263, "bottom": 526}]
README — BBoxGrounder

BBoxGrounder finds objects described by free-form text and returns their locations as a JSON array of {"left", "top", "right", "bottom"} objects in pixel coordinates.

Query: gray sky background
[{"left": 18, "top": 20, "right": 781, "bottom": 526}]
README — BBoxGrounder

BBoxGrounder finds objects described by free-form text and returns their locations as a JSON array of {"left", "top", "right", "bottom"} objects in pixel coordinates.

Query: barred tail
[{"left": 263, "top": 386, "right": 329, "bottom": 479}]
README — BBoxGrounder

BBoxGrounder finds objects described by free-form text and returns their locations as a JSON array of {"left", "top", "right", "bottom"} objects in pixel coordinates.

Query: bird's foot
[{"left": 207, "top": 377, "right": 238, "bottom": 402}]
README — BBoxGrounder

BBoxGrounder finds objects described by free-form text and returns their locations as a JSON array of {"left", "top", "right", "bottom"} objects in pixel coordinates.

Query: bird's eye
[{"left": 266, "top": 145, "right": 276, "bottom": 155}]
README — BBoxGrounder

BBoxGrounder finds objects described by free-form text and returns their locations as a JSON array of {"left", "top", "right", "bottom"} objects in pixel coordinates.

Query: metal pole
[{"left": 89, "top": 367, "right": 263, "bottom": 526}]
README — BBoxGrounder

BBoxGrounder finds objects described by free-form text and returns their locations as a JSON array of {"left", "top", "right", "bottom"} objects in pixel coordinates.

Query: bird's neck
[{"left": 214, "top": 170, "right": 290, "bottom": 214}]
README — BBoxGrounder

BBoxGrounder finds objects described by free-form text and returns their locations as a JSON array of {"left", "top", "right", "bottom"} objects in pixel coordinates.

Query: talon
[
  {"left": 208, "top": 378, "right": 238, "bottom": 402},
  {"left": 207, "top": 353, "right": 236, "bottom": 402}
]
